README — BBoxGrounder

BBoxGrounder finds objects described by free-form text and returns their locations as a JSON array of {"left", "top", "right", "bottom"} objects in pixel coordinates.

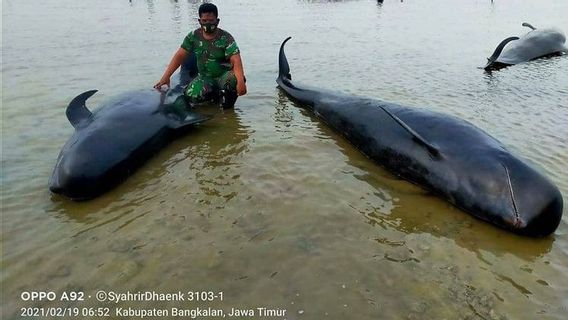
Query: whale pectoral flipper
[
  {"left": 67, "top": 90, "right": 97, "bottom": 128},
  {"left": 377, "top": 105, "right": 441, "bottom": 159},
  {"left": 167, "top": 110, "right": 211, "bottom": 130},
  {"left": 522, "top": 22, "right": 536, "bottom": 30}
]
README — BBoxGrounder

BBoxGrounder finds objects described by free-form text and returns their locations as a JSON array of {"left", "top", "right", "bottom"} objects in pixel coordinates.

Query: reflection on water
[{"left": 3, "top": 0, "right": 568, "bottom": 319}]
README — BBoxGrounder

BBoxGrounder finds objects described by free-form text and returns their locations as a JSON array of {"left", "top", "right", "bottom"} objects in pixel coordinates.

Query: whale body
[
  {"left": 49, "top": 64, "right": 209, "bottom": 200},
  {"left": 277, "top": 37, "right": 563, "bottom": 236},
  {"left": 484, "top": 23, "right": 568, "bottom": 70}
]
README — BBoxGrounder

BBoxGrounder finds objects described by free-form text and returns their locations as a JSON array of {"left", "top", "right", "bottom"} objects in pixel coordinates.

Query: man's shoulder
[
  {"left": 186, "top": 28, "right": 202, "bottom": 38},
  {"left": 181, "top": 28, "right": 202, "bottom": 50},
  {"left": 217, "top": 28, "right": 235, "bottom": 40}
]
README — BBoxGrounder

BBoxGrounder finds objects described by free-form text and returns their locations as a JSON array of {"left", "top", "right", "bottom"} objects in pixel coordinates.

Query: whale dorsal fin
[
  {"left": 483, "top": 36, "right": 520, "bottom": 70},
  {"left": 67, "top": 90, "right": 97, "bottom": 128},
  {"left": 378, "top": 105, "right": 441, "bottom": 159},
  {"left": 278, "top": 37, "right": 293, "bottom": 81}
]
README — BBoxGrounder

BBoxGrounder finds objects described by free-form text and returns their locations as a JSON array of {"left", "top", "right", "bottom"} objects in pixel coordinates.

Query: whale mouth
[
  {"left": 48, "top": 169, "right": 63, "bottom": 194},
  {"left": 518, "top": 196, "right": 563, "bottom": 237},
  {"left": 48, "top": 183, "right": 63, "bottom": 194},
  {"left": 48, "top": 180, "right": 98, "bottom": 201}
]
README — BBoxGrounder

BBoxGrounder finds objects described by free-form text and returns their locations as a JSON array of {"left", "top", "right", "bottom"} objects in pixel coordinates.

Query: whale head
[
  {"left": 498, "top": 154, "right": 563, "bottom": 236},
  {"left": 459, "top": 148, "right": 564, "bottom": 236},
  {"left": 48, "top": 129, "right": 135, "bottom": 200}
]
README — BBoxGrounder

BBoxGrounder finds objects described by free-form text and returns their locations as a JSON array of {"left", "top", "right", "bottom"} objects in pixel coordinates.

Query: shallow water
[{"left": 2, "top": 0, "right": 567, "bottom": 319}]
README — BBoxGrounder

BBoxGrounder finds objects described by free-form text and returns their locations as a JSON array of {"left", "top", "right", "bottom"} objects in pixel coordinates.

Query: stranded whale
[
  {"left": 484, "top": 23, "right": 568, "bottom": 70},
  {"left": 277, "top": 37, "right": 563, "bottom": 236},
  {"left": 49, "top": 61, "right": 209, "bottom": 200}
]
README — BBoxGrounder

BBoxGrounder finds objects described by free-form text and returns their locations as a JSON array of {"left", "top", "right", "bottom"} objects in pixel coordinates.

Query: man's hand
[
  {"left": 154, "top": 48, "right": 188, "bottom": 91},
  {"left": 153, "top": 77, "right": 170, "bottom": 91},
  {"left": 230, "top": 54, "right": 247, "bottom": 96},
  {"left": 236, "top": 80, "right": 247, "bottom": 96}
]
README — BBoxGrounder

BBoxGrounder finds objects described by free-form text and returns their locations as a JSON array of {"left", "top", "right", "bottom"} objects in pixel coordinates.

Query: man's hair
[{"left": 198, "top": 3, "right": 218, "bottom": 17}]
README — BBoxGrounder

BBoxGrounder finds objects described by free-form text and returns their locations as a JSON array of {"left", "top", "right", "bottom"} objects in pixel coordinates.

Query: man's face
[{"left": 198, "top": 12, "right": 219, "bottom": 26}]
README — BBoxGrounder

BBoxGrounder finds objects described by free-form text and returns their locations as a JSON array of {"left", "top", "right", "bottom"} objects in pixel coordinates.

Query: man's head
[
  {"left": 198, "top": 3, "right": 218, "bottom": 17},
  {"left": 198, "top": 3, "right": 219, "bottom": 34}
]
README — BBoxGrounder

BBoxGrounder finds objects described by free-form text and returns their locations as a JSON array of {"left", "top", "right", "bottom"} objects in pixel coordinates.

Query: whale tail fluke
[
  {"left": 483, "top": 36, "right": 519, "bottom": 70},
  {"left": 67, "top": 90, "right": 97, "bottom": 128}
]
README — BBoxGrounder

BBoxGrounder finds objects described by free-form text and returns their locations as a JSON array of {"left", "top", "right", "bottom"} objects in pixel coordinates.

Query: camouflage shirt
[{"left": 181, "top": 28, "right": 240, "bottom": 79}]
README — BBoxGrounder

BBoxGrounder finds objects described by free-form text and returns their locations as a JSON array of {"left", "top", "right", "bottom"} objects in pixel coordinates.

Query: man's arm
[
  {"left": 154, "top": 48, "right": 188, "bottom": 90},
  {"left": 230, "top": 53, "right": 247, "bottom": 96}
]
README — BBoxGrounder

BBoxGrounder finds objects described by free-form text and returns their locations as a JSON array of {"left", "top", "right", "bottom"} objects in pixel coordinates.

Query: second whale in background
[{"left": 484, "top": 23, "right": 567, "bottom": 71}]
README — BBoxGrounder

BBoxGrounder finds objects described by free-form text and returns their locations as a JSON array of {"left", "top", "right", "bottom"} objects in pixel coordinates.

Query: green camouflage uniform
[{"left": 181, "top": 28, "right": 240, "bottom": 102}]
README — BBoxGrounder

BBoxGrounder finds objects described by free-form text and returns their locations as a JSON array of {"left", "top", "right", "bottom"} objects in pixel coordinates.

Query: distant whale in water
[
  {"left": 277, "top": 37, "right": 563, "bottom": 236},
  {"left": 49, "top": 60, "right": 209, "bottom": 200},
  {"left": 484, "top": 23, "right": 568, "bottom": 70}
]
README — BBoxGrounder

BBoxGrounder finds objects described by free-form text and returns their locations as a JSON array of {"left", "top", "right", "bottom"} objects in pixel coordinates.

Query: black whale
[
  {"left": 277, "top": 37, "right": 563, "bottom": 236},
  {"left": 49, "top": 65, "right": 209, "bottom": 200}
]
